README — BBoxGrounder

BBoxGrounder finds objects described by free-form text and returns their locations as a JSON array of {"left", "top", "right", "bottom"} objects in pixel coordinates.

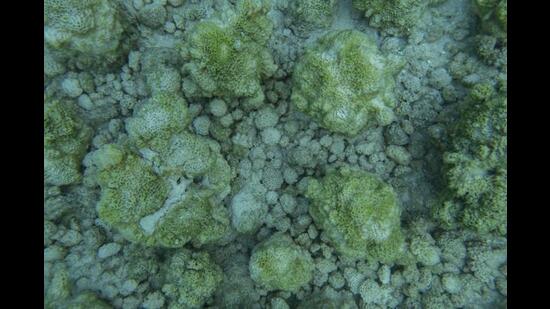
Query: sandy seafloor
[{"left": 44, "top": 0, "right": 507, "bottom": 308}]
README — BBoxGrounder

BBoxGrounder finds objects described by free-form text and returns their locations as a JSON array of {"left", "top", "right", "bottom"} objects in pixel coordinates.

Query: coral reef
[{"left": 43, "top": 0, "right": 507, "bottom": 307}]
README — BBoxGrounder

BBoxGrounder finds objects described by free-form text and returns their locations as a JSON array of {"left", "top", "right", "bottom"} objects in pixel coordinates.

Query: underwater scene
[{"left": 44, "top": 0, "right": 507, "bottom": 308}]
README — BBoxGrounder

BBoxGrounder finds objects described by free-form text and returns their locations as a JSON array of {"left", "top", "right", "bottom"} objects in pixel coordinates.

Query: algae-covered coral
[
  {"left": 44, "top": 97, "right": 93, "bottom": 186},
  {"left": 435, "top": 83, "right": 507, "bottom": 235},
  {"left": 291, "top": 29, "right": 400, "bottom": 136},
  {"left": 44, "top": 0, "right": 131, "bottom": 71},
  {"left": 44, "top": 0, "right": 506, "bottom": 307},
  {"left": 249, "top": 233, "right": 315, "bottom": 292},
  {"left": 181, "top": 0, "right": 276, "bottom": 109},
  {"left": 352, "top": 0, "right": 435, "bottom": 35},
  {"left": 306, "top": 166, "right": 405, "bottom": 262}
]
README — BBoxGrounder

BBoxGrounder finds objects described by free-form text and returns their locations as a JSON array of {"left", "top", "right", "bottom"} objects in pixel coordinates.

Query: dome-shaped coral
[
  {"left": 44, "top": 98, "right": 92, "bottom": 186},
  {"left": 44, "top": 0, "right": 130, "bottom": 69},
  {"left": 353, "top": 0, "right": 434, "bottom": 35},
  {"left": 306, "top": 166, "right": 404, "bottom": 261},
  {"left": 291, "top": 30, "right": 400, "bottom": 136},
  {"left": 435, "top": 84, "right": 507, "bottom": 235},
  {"left": 88, "top": 143, "right": 231, "bottom": 248},
  {"left": 182, "top": 0, "right": 276, "bottom": 109},
  {"left": 249, "top": 233, "right": 314, "bottom": 291},
  {"left": 162, "top": 250, "right": 223, "bottom": 308}
]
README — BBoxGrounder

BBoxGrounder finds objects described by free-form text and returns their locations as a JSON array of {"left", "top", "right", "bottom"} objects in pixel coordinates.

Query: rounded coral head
[
  {"left": 44, "top": 0, "right": 128, "bottom": 68},
  {"left": 249, "top": 233, "right": 314, "bottom": 291},
  {"left": 306, "top": 166, "right": 404, "bottom": 261},
  {"left": 291, "top": 30, "right": 399, "bottom": 136}
]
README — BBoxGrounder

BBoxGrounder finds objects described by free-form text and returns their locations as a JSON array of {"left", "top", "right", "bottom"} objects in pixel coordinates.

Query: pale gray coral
[{"left": 231, "top": 177, "right": 268, "bottom": 234}]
